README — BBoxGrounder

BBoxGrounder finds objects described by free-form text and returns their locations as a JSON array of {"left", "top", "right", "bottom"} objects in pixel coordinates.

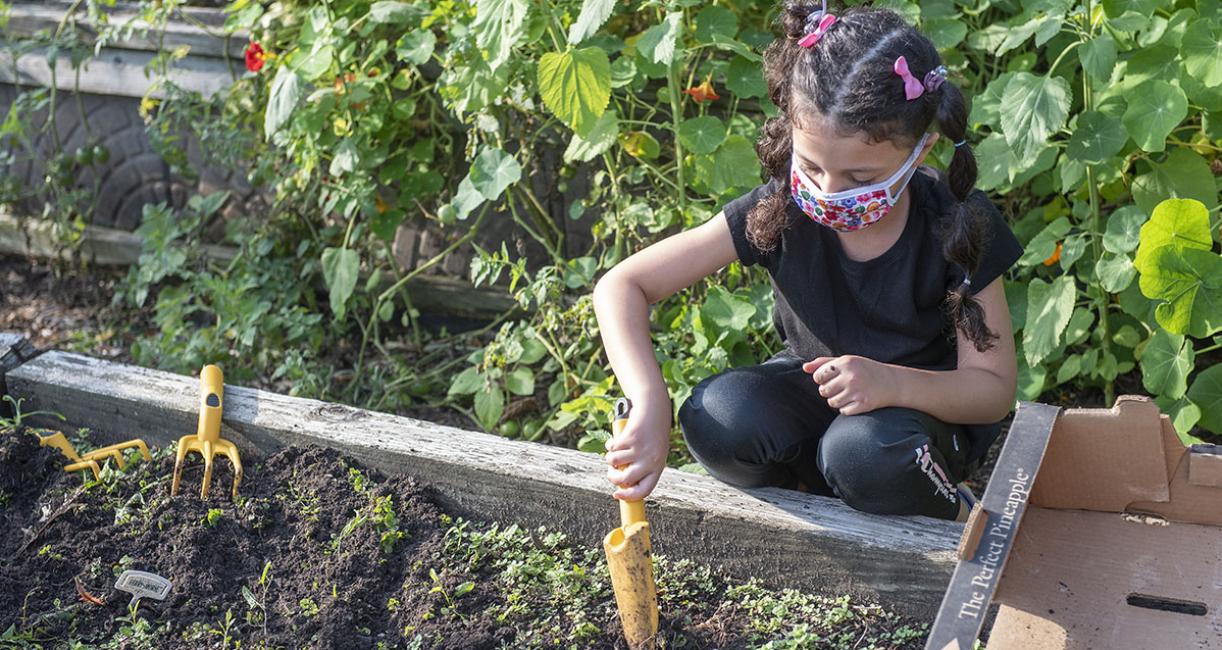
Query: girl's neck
[{"left": 833, "top": 189, "right": 911, "bottom": 263}]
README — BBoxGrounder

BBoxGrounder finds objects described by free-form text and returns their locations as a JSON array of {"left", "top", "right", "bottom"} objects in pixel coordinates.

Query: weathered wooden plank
[
  {"left": 0, "top": 212, "right": 522, "bottom": 320},
  {"left": 7, "top": 351, "right": 961, "bottom": 617},
  {"left": 0, "top": 42, "right": 234, "bottom": 100},
  {"left": 0, "top": 333, "right": 37, "bottom": 414},
  {"left": 6, "top": 3, "right": 246, "bottom": 59}
]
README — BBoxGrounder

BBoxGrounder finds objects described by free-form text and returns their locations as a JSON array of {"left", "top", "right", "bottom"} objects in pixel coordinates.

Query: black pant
[{"left": 677, "top": 348, "right": 972, "bottom": 520}]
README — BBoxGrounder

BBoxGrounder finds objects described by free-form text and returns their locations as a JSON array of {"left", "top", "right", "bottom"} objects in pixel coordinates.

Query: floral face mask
[{"left": 789, "top": 133, "right": 930, "bottom": 232}]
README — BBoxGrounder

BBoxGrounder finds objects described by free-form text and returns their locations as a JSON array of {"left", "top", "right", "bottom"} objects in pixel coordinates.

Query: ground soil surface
[{"left": 0, "top": 428, "right": 930, "bottom": 649}]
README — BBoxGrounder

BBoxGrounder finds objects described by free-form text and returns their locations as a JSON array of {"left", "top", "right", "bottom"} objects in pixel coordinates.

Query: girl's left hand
[{"left": 802, "top": 355, "right": 896, "bottom": 416}]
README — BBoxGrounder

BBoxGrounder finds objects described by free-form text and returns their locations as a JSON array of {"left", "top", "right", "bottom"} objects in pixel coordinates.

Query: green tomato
[
  {"left": 437, "top": 203, "right": 457, "bottom": 226},
  {"left": 91, "top": 145, "right": 109, "bottom": 165},
  {"left": 497, "top": 420, "right": 521, "bottom": 438},
  {"left": 74, "top": 147, "right": 92, "bottom": 166}
]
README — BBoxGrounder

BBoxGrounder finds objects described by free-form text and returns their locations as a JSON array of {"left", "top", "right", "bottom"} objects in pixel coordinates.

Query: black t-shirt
[{"left": 721, "top": 166, "right": 1024, "bottom": 461}]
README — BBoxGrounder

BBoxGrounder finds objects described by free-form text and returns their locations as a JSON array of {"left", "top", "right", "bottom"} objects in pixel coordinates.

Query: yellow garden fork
[
  {"left": 38, "top": 432, "right": 150, "bottom": 480},
  {"left": 171, "top": 364, "right": 243, "bottom": 500}
]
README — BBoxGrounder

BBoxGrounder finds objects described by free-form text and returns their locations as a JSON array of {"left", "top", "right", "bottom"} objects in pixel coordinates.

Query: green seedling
[
  {"left": 201, "top": 508, "right": 224, "bottom": 528},
  {"left": 298, "top": 597, "right": 319, "bottom": 618},
  {"left": 0, "top": 395, "right": 66, "bottom": 431}
]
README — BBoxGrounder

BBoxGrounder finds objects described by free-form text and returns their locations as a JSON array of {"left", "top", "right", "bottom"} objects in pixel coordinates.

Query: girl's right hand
[{"left": 604, "top": 394, "right": 672, "bottom": 501}]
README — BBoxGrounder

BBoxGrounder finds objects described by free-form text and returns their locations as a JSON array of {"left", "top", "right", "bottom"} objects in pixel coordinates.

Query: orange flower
[
  {"left": 375, "top": 195, "right": 388, "bottom": 214},
  {"left": 1043, "top": 241, "right": 1063, "bottom": 266},
  {"left": 682, "top": 77, "right": 720, "bottom": 103}
]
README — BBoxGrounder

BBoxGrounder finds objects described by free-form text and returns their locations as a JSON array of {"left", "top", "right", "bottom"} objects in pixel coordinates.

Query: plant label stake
[
  {"left": 171, "top": 364, "right": 244, "bottom": 500},
  {"left": 602, "top": 397, "right": 660, "bottom": 649},
  {"left": 114, "top": 570, "right": 172, "bottom": 607}
]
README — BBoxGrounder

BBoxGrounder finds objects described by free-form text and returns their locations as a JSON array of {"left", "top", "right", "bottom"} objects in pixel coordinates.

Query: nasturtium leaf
[
  {"left": 1023, "top": 275, "right": 1076, "bottom": 367},
  {"left": 678, "top": 116, "right": 727, "bottom": 155},
  {"left": 1078, "top": 33, "right": 1117, "bottom": 80},
  {"left": 452, "top": 176, "right": 485, "bottom": 220},
  {"left": 725, "top": 56, "right": 766, "bottom": 98},
  {"left": 923, "top": 18, "right": 967, "bottom": 50},
  {"left": 469, "top": 147, "right": 522, "bottom": 201},
  {"left": 473, "top": 0, "right": 528, "bottom": 68},
  {"left": 1102, "top": 205, "right": 1147, "bottom": 254},
  {"left": 567, "top": 0, "right": 616, "bottom": 45},
  {"left": 1140, "top": 246, "right": 1222, "bottom": 338},
  {"left": 1187, "top": 363, "right": 1222, "bottom": 433},
  {"left": 537, "top": 47, "right": 611, "bottom": 137},
  {"left": 369, "top": 1, "right": 420, "bottom": 23},
  {"left": 1134, "top": 198, "right": 1213, "bottom": 273},
  {"left": 396, "top": 30, "right": 436, "bottom": 66},
  {"left": 636, "top": 12, "right": 682, "bottom": 66},
  {"left": 1000, "top": 72, "right": 1072, "bottom": 163},
  {"left": 1121, "top": 80, "right": 1187, "bottom": 152},
  {"left": 321, "top": 247, "right": 359, "bottom": 321},
  {"left": 1102, "top": 0, "right": 1158, "bottom": 19},
  {"left": 708, "top": 135, "right": 760, "bottom": 193},
  {"left": 694, "top": 5, "right": 737, "bottom": 42},
  {"left": 1153, "top": 394, "right": 1204, "bottom": 443},
  {"left": 1140, "top": 328, "right": 1194, "bottom": 400},
  {"left": 1131, "top": 150, "right": 1219, "bottom": 217},
  {"left": 1181, "top": 17, "right": 1222, "bottom": 87},
  {"left": 1067, "top": 111, "right": 1127, "bottom": 164},
  {"left": 1096, "top": 254, "right": 1137, "bottom": 293}
]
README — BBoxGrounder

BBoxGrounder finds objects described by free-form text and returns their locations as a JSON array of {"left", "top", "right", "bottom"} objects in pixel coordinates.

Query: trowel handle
[
  {"left": 611, "top": 397, "right": 648, "bottom": 527},
  {"left": 197, "top": 364, "right": 224, "bottom": 442}
]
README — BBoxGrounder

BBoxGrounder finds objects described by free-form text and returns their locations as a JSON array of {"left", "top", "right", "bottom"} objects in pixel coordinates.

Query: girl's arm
[
  {"left": 591, "top": 211, "right": 741, "bottom": 499},
  {"left": 885, "top": 276, "right": 1018, "bottom": 424}
]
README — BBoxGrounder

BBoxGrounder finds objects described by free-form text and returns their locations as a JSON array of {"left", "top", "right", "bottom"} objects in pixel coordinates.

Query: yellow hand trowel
[
  {"left": 171, "top": 364, "right": 243, "bottom": 500},
  {"left": 602, "top": 397, "right": 660, "bottom": 649}
]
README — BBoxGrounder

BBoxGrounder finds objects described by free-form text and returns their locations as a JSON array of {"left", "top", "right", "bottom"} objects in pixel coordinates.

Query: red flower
[
  {"left": 682, "top": 77, "right": 721, "bottom": 103},
  {"left": 245, "top": 42, "right": 266, "bottom": 73}
]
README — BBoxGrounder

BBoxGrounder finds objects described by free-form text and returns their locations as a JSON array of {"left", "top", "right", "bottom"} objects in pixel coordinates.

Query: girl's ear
[{"left": 916, "top": 132, "right": 940, "bottom": 166}]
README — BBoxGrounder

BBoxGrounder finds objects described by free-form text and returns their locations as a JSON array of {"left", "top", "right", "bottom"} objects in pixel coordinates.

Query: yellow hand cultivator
[
  {"left": 171, "top": 364, "right": 243, "bottom": 500},
  {"left": 37, "top": 432, "right": 150, "bottom": 480}
]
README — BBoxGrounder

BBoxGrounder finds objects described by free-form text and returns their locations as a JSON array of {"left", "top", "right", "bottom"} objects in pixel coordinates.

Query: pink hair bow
[
  {"left": 798, "top": 14, "right": 837, "bottom": 48},
  {"left": 894, "top": 56, "right": 924, "bottom": 100}
]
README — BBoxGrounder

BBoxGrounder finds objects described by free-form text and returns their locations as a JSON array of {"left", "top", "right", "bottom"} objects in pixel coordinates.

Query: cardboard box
[{"left": 926, "top": 395, "right": 1222, "bottom": 649}]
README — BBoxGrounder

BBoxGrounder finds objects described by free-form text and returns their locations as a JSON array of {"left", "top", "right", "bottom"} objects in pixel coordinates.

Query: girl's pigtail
[
  {"left": 936, "top": 81, "right": 998, "bottom": 353},
  {"left": 743, "top": 1, "right": 823, "bottom": 256}
]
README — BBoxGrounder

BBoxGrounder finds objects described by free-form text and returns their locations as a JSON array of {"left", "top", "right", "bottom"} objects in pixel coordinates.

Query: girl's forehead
[{"left": 791, "top": 122, "right": 910, "bottom": 171}]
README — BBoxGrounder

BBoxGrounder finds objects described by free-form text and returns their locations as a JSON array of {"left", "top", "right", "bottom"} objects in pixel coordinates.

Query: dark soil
[{"left": 0, "top": 428, "right": 928, "bottom": 649}]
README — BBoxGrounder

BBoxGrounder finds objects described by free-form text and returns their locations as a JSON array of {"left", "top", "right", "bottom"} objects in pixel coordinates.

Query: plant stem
[{"left": 1082, "top": 0, "right": 1114, "bottom": 406}]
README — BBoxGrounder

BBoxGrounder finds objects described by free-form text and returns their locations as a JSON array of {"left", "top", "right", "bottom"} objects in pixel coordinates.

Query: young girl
[{"left": 591, "top": 1, "right": 1023, "bottom": 522}]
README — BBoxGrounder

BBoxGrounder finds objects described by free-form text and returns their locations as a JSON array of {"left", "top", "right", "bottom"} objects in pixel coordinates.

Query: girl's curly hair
[{"left": 746, "top": 1, "right": 997, "bottom": 353}]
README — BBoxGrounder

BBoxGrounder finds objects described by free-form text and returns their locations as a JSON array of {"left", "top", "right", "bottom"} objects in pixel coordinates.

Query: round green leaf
[
  {"left": 1023, "top": 275, "right": 1077, "bottom": 367},
  {"left": 1181, "top": 18, "right": 1222, "bottom": 87},
  {"left": 1078, "top": 34, "right": 1117, "bottom": 81},
  {"left": 695, "top": 5, "right": 737, "bottom": 42},
  {"left": 396, "top": 29, "right": 436, "bottom": 66},
  {"left": 1102, "top": 0, "right": 1158, "bottom": 19},
  {"left": 1140, "top": 329, "right": 1194, "bottom": 399},
  {"left": 1134, "top": 198, "right": 1213, "bottom": 274},
  {"left": 708, "top": 135, "right": 761, "bottom": 194},
  {"left": 1153, "top": 394, "right": 1204, "bottom": 442},
  {"left": 470, "top": 147, "right": 522, "bottom": 201},
  {"left": 725, "top": 56, "right": 766, "bottom": 99},
  {"left": 1000, "top": 72, "right": 1072, "bottom": 162},
  {"left": 1140, "top": 246, "right": 1222, "bottom": 338},
  {"left": 1187, "top": 363, "right": 1222, "bottom": 433},
  {"left": 678, "top": 116, "right": 727, "bottom": 155},
  {"left": 537, "top": 47, "right": 612, "bottom": 137},
  {"left": 1131, "top": 150, "right": 1219, "bottom": 217},
  {"left": 1121, "top": 80, "right": 1187, "bottom": 153},
  {"left": 924, "top": 17, "right": 968, "bottom": 50},
  {"left": 1067, "top": 111, "right": 1127, "bottom": 164},
  {"left": 1102, "top": 205, "right": 1147, "bottom": 254},
  {"left": 1096, "top": 254, "right": 1136, "bottom": 293}
]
